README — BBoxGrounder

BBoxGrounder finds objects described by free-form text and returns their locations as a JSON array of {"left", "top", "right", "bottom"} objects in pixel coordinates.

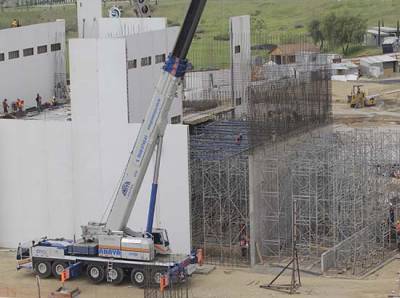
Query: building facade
[{"left": 0, "top": 20, "right": 66, "bottom": 109}]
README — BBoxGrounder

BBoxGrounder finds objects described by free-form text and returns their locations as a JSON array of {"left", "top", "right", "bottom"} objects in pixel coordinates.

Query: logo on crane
[
  {"left": 109, "top": 6, "right": 122, "bottom": 18},
  {"left": 122, "top": 181, "right": 131, "bottom": 197}
]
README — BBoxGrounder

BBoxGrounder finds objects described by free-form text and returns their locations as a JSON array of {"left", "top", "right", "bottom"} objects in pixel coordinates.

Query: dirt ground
[
  {"left": 332, "top": 78, "right": 400, "bottom": 127},
  {"left": 1, "top": 250, "right": 400, "bottom": 298}
]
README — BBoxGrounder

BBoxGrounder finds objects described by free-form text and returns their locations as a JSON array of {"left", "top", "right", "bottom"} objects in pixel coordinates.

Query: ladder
[{"left": 106, "top": 260, "right": 113, "bottom": 283}]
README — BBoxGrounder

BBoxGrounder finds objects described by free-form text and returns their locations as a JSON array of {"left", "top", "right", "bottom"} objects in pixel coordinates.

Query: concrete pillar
[
  {"left": 229, "top": 15, "right": 251, "bottom": 118},
  {"left": 77, "top": 0, "right": 102, "bottom": 38}
]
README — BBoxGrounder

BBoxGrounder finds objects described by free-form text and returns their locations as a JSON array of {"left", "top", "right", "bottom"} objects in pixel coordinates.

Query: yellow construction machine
[{"left": 348, "top": 85, "right": 376, "bottom": 108}]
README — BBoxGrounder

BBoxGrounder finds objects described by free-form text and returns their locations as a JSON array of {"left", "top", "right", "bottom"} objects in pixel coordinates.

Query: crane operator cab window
[
  {"left": 152, "top": 229, "right": 171, "bottom": 255},
  {"left": 16, "top": 241, "right": 32, "bottom": 270}
]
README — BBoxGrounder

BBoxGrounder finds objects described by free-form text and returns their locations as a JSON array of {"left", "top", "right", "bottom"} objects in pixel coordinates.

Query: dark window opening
[
  {"left": 236, "top": 97, "right": 242, "bottom": 106},
  {"left": 37, "top": 45, "right": 47, "bottom": 54},
  {"left": 155, "top": 54, "right": 166, "bottom": 64},
  {"left": 0, "top": 53, "right": 4, "bottom": 62},
  {"left": 8, "top": 50, "right": 19, "bottom": 59},
  {"left": 171, "top": 115, "right": 181, "bottom": 124},
  {"left": 234, "top": 45, "right": 241, "bottom": 54},
  {"left": 128, "top": 59, "right": 137, "bottom": 69},
  {"left": 51, "top": 43, "right": 61, "bottom": 52},
  {"left": 141, "top": 56, "right": 152, "bottom": 66},
  {"left": 23, "top": 48, "right": 34, "bottom": 57}
]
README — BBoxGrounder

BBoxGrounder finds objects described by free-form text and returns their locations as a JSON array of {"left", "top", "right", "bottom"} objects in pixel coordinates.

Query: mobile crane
[{"left": 16, "top": 0, "right": 207, "bottom": 287}]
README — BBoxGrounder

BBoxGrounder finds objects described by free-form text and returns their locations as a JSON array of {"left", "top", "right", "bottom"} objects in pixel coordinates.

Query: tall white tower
[{"left": 77, "top": 0, "right": 102, "bottom": 38}]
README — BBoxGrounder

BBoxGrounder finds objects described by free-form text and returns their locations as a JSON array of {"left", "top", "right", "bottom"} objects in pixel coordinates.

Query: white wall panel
[
  {"left": 126, "top": 27, "right": 182, "bottom": 123},
  {"left": 77, "top": 0, "right": 102, "bottom": 38},
  {"left": 230, "top": 15, "right": 251, "bottom": 117},
  {"left": 97, "top": 18, "right": 166, "bottom": 38},
  {"left": 0, "top": 120, "right": 73, "bottom": 247},
  {"left": 0, "top": 21, "right": 66, "bottom": 109}
]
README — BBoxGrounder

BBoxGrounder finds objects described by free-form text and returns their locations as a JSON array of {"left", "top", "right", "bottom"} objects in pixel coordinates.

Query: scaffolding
[
  {"left": 190, "top": 120, "right": 250, "bottom": 266},
  {"left": 250, "top": 128, "right": 400, "bottom": 275}
]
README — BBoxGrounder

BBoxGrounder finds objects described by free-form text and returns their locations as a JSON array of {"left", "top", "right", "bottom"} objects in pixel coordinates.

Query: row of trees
[{"left": 308, "top": 13, "right": 367, "bottom": 55}]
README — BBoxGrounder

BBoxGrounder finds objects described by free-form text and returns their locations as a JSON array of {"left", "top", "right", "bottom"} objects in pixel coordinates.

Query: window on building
[
  {"left": 37, "top": 45, "right": 48, "bottom": 54},
  {"left": 234, "top": 45, "right": 241, "bottom": 54},
  {"left": 155, "top": 54, "right": 166, "bottom": 64},
  {"left": 51, "top": 43, "right": 61, "bottom": 52},
  {"left": 128, "top": 59, "right": 137, "bottom": 69},
  {"left": 0, "top": 53, "right": 4, "bottom": 62},
  {"left": 8, "top": 50, "right": 19, "bottom": 60},
  {"left": 23, "top": 48, "right": 34, "bottom": 57},
  {"left": 171, "top": 115, "right": 181, "bottom": 124},
  {"left": 141, "top": 56, "right": 152, "bottom": 66},
  {"left": 236, "top": 97, "right": 242, "bottom": 106}
]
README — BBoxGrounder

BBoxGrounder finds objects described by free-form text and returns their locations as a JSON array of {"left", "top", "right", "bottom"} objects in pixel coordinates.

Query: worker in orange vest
[{"left": 16, "top": 99, "right": 21, "bottom": 111}]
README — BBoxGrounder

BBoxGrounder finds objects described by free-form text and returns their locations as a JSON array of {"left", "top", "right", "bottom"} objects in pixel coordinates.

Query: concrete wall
[
  {"left": 126, "top": 27, "right": 182, "bottom": 123},
  {"left": 77, "top": 0, "right": 102, "bottom": 38},
  {"left": 0, "top": 120, "right": 74, "bottom": 248},
  {"left": 0, "top": 38, "right": 191, "bottom": 255},
  {"left": 69, "top": 38, "right": 190, "bottom": 253},
  {"left": 0, "top": 20, "right": 66, "bottom": 109},
  {"left": 230, "top": 15, "right": 251, "bottom": 118},
  {"left": 97, "top": 18, "right": 166, "bottom": 38}
]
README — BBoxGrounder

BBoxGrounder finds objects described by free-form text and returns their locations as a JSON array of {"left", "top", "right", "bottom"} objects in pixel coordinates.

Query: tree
[
  {"left": 308, "top": 19, "right": 324, "bottom": 50},
  {"left": 334, "top": 14, "right": 367, "bottom": 54},
  {"left": 321, "top": 13, "right": 338, "bottom": 51},
  {"left": 320, "top": 13, "right": 367, "bottom": 55}
]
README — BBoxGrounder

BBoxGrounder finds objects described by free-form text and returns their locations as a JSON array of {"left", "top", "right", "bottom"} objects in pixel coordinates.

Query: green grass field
[{"left": 1, "top": 0, "right": 399, "bottom": 68}]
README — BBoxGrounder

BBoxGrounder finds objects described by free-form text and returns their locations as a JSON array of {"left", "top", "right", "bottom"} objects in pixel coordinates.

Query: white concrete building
[
  {"left": 76, "top": 0, "right": 180, "bottom": 123},
  {"left": 0, "top": 38, "right": 191, "bottom": 254},
  {"left": 0, "top": 20, "right": 66, "bottom": 109}
]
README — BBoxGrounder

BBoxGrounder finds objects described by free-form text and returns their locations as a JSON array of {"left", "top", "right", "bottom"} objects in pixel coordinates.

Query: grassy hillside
[{"left": 0, "top": 0, "right": 399, "bottom": 67}]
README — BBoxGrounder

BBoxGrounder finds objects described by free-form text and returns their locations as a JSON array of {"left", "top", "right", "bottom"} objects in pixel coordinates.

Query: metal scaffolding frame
[
  {"left": 190, "top": 120, "right": 250, "bottom": 266},
  {"left": 251, "top": 128, "right": 400, "bottom": 275}
]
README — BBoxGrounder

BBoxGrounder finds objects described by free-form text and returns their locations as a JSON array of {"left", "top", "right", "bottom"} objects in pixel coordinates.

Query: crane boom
[{"left": 105, "top": 0, "right": 207, "bottom": 232}]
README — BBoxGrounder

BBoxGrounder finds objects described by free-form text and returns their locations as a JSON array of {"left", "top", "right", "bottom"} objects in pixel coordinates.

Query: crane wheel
[
  {"left": 108, "top": 267, "right": 124, "bottom": 284},
  {"left": 131, "top": 269, "right": 147, "bottom": 287},
  {"left": 87, "top": 264, "right": 105, "bottom": 284},
  {"left": 34, "top": 261, "right": 52, "bottom": 278},
  {"left": 51, "top": 261, "right": 68, "bottom": 278}
]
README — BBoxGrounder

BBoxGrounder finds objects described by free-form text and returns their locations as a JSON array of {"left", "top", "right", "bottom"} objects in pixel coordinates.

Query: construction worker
[
  {"left": 2, "top": 99, "right": 9, "bottom": 114},
  {"left": 396, "top": 220, "right": 400, "bottom": 249},
  {"left": 16, "top": 99, "right": 24, "bottom": 113},
  {"left": 35, "top": 93, "right": 42, "bottom": 112},
  {"left": 239, "top": 224, "right": 249, "bottom": 258},
  {"left": 236, "top": 133, "right": 243, "bottom": 145},
  {"left": 11, "top": 101, "right": 17, "bottom": 113}
]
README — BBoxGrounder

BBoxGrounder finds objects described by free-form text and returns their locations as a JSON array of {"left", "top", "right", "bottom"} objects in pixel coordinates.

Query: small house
[
  {"left": 360, "top": 55, "right": 398, "bottom": 78},
  {"left": 382, "top": 37, "right": 400, "bottom": 54},
  {"left": 269, "top": 43, "right": 320, "bottom": 65},
  {"left": 331, "top": 62, "right": 359, "bottom": 81}
]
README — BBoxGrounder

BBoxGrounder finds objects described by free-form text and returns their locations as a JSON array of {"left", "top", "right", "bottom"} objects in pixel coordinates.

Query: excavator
[
  {"left": 16, "top": 0, "right": 207, "bottom": 287},
  {"left": 348, "top": 85, "right": 376, "bottom": 108}
]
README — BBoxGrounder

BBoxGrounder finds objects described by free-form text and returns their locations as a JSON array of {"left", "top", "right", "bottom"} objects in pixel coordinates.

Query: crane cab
[{"left": 152, "top": 228, "right": 171, "bottom": 255}]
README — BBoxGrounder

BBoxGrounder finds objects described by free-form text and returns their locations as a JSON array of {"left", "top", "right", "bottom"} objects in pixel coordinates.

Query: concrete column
[{"left": 77, "top": 0, "right": 102, "bottom": 38}]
